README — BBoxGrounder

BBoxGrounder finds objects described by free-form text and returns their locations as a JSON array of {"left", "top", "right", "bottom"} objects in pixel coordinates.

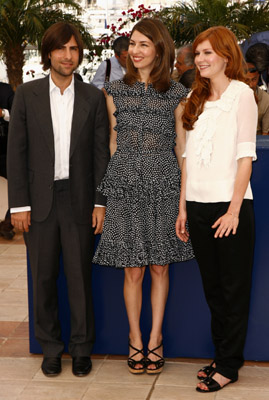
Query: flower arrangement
[{"left": 99, "top": 4, "right": 158, "bottom": 49}]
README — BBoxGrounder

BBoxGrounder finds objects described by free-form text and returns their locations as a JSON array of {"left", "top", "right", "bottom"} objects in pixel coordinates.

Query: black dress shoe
[
  {"left": 41, "top": 357, "right": 62, "bottom": 376},
  {"left": 72, "top": 356, "right": 92, "bottom": 377}
]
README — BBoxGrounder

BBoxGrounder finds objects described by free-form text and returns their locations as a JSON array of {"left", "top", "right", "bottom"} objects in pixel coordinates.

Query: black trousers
[
  {"left": 187, "top": 200, "right": 255, "bottom": 380},
  {"left": 24, "top": 180, "right": 95, "bottom": 357}
]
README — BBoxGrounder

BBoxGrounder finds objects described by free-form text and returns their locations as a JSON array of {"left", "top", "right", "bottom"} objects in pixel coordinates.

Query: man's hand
[
  {"left": 11, "top": 211, "right": 31, "bottom": 232},
  {"left": 92, "top": 207, "right": 106, "bottom": 234}
]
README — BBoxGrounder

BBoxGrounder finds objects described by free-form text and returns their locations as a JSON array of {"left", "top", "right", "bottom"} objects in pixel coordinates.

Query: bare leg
[
  {"left": 147, "top": 264, "right": 169, "bottom": 369},
  {"left": 124, "top": 266, "right": 146, "bottom": 368}
]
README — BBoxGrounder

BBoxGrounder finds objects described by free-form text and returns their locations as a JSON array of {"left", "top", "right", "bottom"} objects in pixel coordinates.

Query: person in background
[
  {"left": 93, "top": 18, "right": 194, "bottom": 375},
  {"left": 91, "top": 36, "right": 129, "bottom": 90},
  {"left": 245, "top": 62, "right": 269, "bottom": 135},
  {"left": 7, "top": 22, "right": 109, "bottom": 378},
  {"left": 173, "top": 44, "right": 195, "bottom": 81},
  {"left": 176, "top": 26, "right": 257, "bottom": 393},
  {"left": 179, "top": 68, "right": 196, "bottom": 89},
  {"left": 0, "top": 82, "right": 15, "bottom": 240},
  {"left": 245, "top": 42, "right": 269, "bottom": 93}
]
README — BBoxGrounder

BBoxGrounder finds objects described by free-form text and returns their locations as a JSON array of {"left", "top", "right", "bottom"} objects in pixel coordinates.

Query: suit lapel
[
  {"left": 31, "top": 77, "right": 91, "bottom": 161},
  {"left": 70, "top": 81, "right": 91, "bottom": 158},
  {"left": 31, "top": 76, "right": 55, "bottom": 161}
]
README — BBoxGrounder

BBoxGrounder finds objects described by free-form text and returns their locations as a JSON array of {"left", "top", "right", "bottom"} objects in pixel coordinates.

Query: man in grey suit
[{"left": 7, "top": 22, "right": 110, "bottom": 377}]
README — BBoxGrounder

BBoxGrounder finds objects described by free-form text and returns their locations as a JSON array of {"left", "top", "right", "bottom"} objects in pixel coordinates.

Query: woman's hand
[
  {"left": 212, "top": 212, "right": 239, "bottom": 238},
  {"left": 175, "top": 209, "right": 189, "bottom": 243}
]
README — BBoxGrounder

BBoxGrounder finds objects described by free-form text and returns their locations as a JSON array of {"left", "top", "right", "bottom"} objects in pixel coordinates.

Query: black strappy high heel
[
  {"left": 145, "top": 342, "right": 165, "bottom": 374},
  {"left": 128, "top": 340, "right": 145, "bottom": 374}
]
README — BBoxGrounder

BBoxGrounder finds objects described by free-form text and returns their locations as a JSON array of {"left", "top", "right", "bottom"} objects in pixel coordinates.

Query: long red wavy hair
[{"left": 182, "top": 26, "right": 246, "bottom": 130}]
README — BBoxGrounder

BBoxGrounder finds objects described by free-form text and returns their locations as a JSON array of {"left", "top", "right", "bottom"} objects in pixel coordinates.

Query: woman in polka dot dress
[{"left": 93, "top": 18, "right": 194, "bottom": 374}]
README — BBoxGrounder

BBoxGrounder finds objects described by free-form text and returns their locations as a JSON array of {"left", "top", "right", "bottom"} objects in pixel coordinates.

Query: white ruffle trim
[{"left": 193, "top": 80, "right": 248, "bottom": 167}]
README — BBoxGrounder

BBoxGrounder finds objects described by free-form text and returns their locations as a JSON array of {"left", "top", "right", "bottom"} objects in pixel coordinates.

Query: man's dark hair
[
  {"left": 112, "top": 36, "right": 129, "bottom": 57},
  {"left": 245, "top": 43, "right": 269, "bottom": 73},
  {"left": 41, "top": 22, "right": 84, "bottom": 71}
]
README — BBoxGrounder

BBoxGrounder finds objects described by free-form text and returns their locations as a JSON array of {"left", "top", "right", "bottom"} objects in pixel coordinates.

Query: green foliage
[
  {"left": 158, "top": 0, "right": 269, "bottom": 46},
  {"left": 0, "top": 0, "right": 96, "bottom": 88},
  {"left": 1, "top": 0, "right": 268, "bottom": 88}
]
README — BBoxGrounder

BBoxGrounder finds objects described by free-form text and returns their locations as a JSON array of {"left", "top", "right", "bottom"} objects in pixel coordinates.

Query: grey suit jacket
[{"left": 7, "top": 75, "right": 110, "bottom": 223}]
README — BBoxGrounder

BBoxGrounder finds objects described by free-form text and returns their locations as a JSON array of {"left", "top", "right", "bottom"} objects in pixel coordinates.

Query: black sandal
[
  {"left": 145, "top": 342, "right": 165, "bottom": 374},
  {"left": 197, "top": 360, "right": 215, "bottom": 380},
  {"left": 128, "top": 340, "right": 145, "bottom": 374},
  {"left": 196, "top": 372, "right": 238, "bottom": 393}
]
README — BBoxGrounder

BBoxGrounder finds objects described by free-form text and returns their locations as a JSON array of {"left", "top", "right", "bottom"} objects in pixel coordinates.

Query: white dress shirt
[{"left": 50, "top": 75, "right": 74, "bottom": 180}]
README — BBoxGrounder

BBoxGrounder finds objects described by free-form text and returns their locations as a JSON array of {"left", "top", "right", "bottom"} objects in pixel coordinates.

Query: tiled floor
[{"left": 0, "top": 231, "right": 269, "bottom": 399}]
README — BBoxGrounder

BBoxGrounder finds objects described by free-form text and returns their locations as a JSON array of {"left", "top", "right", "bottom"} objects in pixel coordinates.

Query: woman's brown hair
[
  {"left": 182, "top": 26, "right": 246, "bottom": 130},
  {"left": 124, "top": 18, "right": 175, "bottom": 92},
  {"left": 41, "top": 22, "right": 84, "bottom": 71}
]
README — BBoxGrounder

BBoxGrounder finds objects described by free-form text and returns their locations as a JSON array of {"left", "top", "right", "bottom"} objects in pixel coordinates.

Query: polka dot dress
[{"left": 93, "top": 79, "right": 194, "bottom": 268}]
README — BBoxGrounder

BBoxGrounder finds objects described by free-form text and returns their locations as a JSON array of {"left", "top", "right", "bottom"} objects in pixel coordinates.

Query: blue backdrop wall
[{"left": 27, "top": 137, "right": 269, "bottom": 360}]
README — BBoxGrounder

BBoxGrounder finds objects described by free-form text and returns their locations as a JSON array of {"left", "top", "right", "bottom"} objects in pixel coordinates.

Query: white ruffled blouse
[{"left": 184, "top": 80, "right": 257, "bottom": 202}]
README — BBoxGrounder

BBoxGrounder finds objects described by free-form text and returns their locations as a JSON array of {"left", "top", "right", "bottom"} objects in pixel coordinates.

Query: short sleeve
[
  {"left": 236, "top": 87, "right": 257, "bottom": 161},
  {"left": 104, "top": 79, "right": 123, "bottom": 97},
  {"left": 174, "top": 82, "right": 189, "bottom": 101}
]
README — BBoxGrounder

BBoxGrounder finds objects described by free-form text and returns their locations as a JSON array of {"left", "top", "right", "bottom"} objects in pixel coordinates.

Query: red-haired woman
[
  {"left": 93, "top": 18, "right": 194, "bottom": 374},
  {"left": 176, "top": 26, "right": 257, "bottom": 392}
]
